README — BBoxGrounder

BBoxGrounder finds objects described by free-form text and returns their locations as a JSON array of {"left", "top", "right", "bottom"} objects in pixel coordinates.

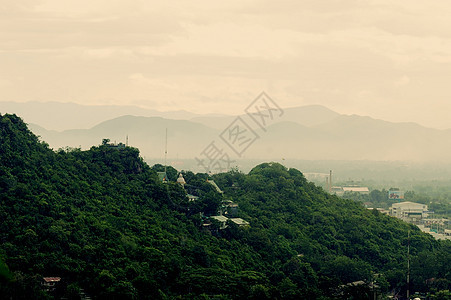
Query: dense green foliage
[{"left": 0, "top": 114, "right": 450, "bottom": 299}]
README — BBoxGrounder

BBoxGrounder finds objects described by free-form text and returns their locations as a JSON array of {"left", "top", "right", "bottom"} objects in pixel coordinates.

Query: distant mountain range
[
  {"left": 28, "top": 116, "right": 218, "bottom": 160},
  {"left": 255, "top": 115, "right": 451, "bottom": 161},
  {"left": 9, "top": 101, "right": 451, "bottom": 162},
  {"left": 0, "top": 101, "right": 223, "bottom": 131},
  {"left": 190, "top": 104, "right": 340, "bottom": 129}
]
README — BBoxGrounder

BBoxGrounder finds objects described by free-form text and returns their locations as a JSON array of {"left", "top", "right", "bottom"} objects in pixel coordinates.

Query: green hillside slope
[{"left": 0, "top": 114, "right": 449, "bottom": 299}]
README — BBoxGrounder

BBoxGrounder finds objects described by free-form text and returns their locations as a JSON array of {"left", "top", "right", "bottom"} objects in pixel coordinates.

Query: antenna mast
[
  {"left": 164, "top": 128, "right": 168, "bottom": 176},
  {"left": 329, "top": 170, "right": 332, "bottom": 193}
]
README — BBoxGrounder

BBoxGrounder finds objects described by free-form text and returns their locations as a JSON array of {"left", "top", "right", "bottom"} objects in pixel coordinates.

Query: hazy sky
[{"left": 2, "top": 0, "right": 451, "bottom": 128}]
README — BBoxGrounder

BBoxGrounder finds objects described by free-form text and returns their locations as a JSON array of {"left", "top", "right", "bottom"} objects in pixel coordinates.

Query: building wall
[{"left": 389, "top": 202, "right": 428, "bottom": 219}]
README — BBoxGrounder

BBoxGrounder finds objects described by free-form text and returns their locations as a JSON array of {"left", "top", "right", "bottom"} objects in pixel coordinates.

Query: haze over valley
[{"left": 7, "top": 101, "right": 451, "bottom": 167}]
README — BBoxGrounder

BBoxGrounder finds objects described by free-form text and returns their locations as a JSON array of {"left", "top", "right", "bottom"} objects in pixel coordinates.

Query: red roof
[{"left": 43, "top": 277, "right": 61, "bottom": 283}]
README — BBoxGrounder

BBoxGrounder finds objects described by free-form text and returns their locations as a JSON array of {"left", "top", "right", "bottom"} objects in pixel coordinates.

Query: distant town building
[
  {"left": 422, "top": 218, "right": 447, "bottom": 228},
  {"left": 342, "top": 186, "right": 369, "bottom": 194},
  {"left": 389, "top": 201, "right": 428, "bottom": 220},
  {"left": 330, "top": 186, "right": 369, "bottom": 196},
  {"left": 330, "top": 186, "right": 344, "bottom": 196},
  {"left": 366, "top": 207, "right": 389, "bottom": 215},
  {"left": 304, "top": 172, "right": 329, "bottom": 182}
]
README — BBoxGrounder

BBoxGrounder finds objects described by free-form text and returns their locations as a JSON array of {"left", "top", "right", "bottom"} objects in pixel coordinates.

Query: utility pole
[{"left": 407, "top": 229, "right": 410, "bottom": 300}]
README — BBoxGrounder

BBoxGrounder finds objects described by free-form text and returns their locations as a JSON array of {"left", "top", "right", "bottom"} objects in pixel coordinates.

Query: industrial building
[{"left": 389, "top": 201, "right": 428, "bottom": 221}]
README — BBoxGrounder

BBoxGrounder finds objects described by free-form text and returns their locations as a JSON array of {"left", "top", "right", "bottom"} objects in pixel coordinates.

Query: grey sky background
[{"left": 2, "top": 0, "right": 451, "bottom": 128}]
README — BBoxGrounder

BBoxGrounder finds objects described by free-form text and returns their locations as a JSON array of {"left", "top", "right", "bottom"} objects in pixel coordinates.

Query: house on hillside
[
  {"left": 225, "top": 203, "right": 239, "bottom": 217},
  {"left": 229, "top": 218, "right": 250, "bottom": 227},
  {"left": 220, "top": 200, "right": 239, "bottom": 216},
  {"left": 187, "top": 194, "right": 199, "bottom": 202},
  {"left": 209, "top": 215, "right": 250, "bottom": 230},
  {"left": 102, "top": 138, "right": 126, "bottom": 149},
  {"left": 336, "top": 280, "right": 379, "bottom": 298},
  {"left": 42, "top": 277, "right": 61, "bottom": 292},
  {"left": 210, "top": 215, "right": 229, "bottom": 229}
]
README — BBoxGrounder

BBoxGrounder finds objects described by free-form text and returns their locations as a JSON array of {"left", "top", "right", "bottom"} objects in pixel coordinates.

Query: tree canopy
[{"left": 0, "top": 113, "right": 449, "bottom": 299}]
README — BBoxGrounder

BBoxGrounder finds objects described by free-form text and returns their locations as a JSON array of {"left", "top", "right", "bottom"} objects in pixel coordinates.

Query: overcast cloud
[{"left": 2, "top": 0, "right": 451, "bottom": 128}]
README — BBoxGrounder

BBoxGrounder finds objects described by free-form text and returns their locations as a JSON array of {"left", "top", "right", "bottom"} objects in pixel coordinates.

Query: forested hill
[{"left": 0, "top": 113, "right": 449, "bottom": 299}]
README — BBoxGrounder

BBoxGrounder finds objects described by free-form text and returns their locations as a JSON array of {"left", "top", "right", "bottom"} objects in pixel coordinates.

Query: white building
[{"left": 389, "top": 201, "right": 428, "bottom": 220}]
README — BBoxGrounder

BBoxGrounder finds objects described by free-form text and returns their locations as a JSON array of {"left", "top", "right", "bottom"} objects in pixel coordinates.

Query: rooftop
[
  {"left": 210, "top": 215, "right": 228, "bottom": 223},
  {"left": 342, "top": 187, "right": 369, "bottom": 193},
  {"left": 43, "top": 277, "right": 61, "bottom": 283},
  {"left": 229, "top": 218, "right": 250, "bottom": 226},
  {"left": 391, "top": 201, "right": 426, "bottom": 209}
]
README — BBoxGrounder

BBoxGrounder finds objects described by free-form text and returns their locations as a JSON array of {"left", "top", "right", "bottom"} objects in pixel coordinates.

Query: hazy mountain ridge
[
  {"left": 312, "top": 115, "right": 450, "bottom": 161},
  {"left": 255, "top": 114, "right": 451, "bottom": 161},
  {"left": 28, "top": 106, "right": 451, "bottom": 162},
  {"left": 0, "top": 101, "right": 229, "bottom": 131},
  {"left": 31, "top": 115, "right": 218, "bottom": 159},
  {"left": 190, "top": 105, "right": 340, "bottom": 129},
  {"left": 6, "top": 100, "right": 451, "bottom": 161}
]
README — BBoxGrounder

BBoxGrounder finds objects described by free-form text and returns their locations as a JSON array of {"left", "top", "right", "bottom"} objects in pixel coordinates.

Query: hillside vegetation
[{"left": 0, "top": 114, "right": 449, "bottom": 299}]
